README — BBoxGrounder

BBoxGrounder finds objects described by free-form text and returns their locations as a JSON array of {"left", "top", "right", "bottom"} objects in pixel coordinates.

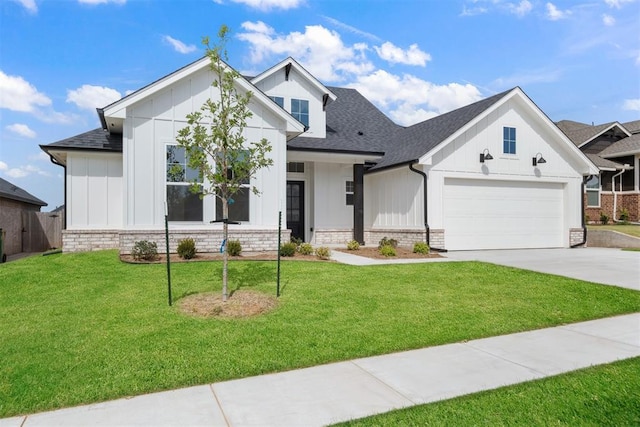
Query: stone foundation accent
[
  {"left": 62, "top": 228, "right": 290, "bottom": 254},
  {"left": 364, "top": 229, "right": 428, "bottom": 248},
  {"left": 569, "top": 228, "right": 586, "bottom": 247},
  {"left": 62, "top": 230, "right": 120, "bottom": 253},
  {"left": 428, "top": 229, "right": 445, "bottom": 249},
  {"left": 313, "top": 229, "right": 354, "bottom": 246}
]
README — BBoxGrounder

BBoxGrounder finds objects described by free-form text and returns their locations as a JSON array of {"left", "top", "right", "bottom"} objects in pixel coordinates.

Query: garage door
[{"left": 443, "top": 178, "right": 564, "bottom": 250}]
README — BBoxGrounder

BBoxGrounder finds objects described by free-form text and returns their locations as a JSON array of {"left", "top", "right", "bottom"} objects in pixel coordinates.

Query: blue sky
[{"left": 1, "top": 0, "right": 639, "bottom": 210}]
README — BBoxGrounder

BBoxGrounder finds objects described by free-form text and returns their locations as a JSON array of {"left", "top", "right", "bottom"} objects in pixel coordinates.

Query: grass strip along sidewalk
[{"left": 1, "top": 250, "right": 638, "bottom": 417}]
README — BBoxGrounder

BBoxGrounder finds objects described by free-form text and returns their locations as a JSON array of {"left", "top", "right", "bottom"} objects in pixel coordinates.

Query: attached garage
[{"left": 443, "top": 178, "right": 565, "bottom": 250}]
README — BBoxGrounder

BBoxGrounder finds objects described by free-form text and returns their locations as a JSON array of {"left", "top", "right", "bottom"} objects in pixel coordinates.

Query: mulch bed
[
  {"left": 335, "top": 246, "right": 442, "bottom": 259},
  {"left": 178, "top": 290, "right": 278, "bottom": 318}
]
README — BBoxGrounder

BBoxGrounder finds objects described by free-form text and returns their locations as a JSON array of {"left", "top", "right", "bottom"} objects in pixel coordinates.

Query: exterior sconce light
[
  {"left": 532, "top": 153, "right": 547, "bottom": 166},
  {"left": 479, "top": 149, "right": 494, "bottom": 163}
]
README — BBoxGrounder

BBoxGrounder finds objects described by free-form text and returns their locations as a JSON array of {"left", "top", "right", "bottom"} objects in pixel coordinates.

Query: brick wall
[
  {"left": 364, "top": 229, "right": 428, "bottom": 248},
  {"left": 62, "top": 228, "right": 290, "bottom": 254},
  {"left": 569, "top": 228, "right": 586, "bottom": 247},
  {"left": 585, "top": 192, "right": 640, "bottom": 223},
  {"left": 313, "top": 229, "right": 354, "bottom": 246}
]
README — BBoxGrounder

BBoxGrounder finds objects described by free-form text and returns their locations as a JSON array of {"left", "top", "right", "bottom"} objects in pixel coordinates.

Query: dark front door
[{"left": 286, "top": 181, "right": 305, "bottom": 241}]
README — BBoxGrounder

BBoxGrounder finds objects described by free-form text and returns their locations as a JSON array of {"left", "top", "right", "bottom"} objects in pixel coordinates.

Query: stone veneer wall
[
  {"left": 313, "top": 229, "right": 354, "bottom": 246},
  {"left": 569, "top": 228, "right": 586, "bottom": 247},
  {"left": 363, "top": 229, "right": 429, "bottom": 248},
  {"left": 62, "top": 229, "right": 290, "bottom": 254}
]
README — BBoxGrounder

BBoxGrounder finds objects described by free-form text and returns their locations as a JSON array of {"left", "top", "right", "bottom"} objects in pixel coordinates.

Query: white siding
[
  {"left": 313, "top": 163, "right": 353, "bottom": 229},
  {"left": 122, "top": 67, "right": 287, "bottom": 229},
  {"left": 67, "top": 153, "right": 122, "bottom": 229}
]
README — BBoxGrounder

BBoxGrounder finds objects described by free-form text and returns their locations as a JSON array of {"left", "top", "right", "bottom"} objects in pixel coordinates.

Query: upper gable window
[
  {"left": 291, "top": 99, "right": 309, "bottom": 127},
  {"left": 503, "top": 127, "right": 516, "bottom": 155},
  {"left": 287, "top": 162, "right": 305, "bottom": 173},
  {"left": 270, "top": 96, "right": 284, "bottom": 108}
]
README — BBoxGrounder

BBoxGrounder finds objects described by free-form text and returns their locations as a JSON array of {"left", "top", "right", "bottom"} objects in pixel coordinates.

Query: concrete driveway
[{"left": 446, "top": 248, "right": 640, "bottom": 291}]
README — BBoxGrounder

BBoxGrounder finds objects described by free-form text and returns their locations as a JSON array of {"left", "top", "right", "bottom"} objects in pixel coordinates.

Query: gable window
[
  {"left": 214, "top": 151, "right": 250, "bottom": 222},
  {"left": 166, "top": 145, "right": 203, "bottom": 222},
  {"left": 345, "top": 180, "right": 354, "bottom": 206},
  {"left": 503, "top": 127, "right": 516, "bottom": 154},
  {"left": 270, "top": 96, "right": 284, "bottom": 108},
  {"left": 287, "top": 162, "right": 305, "bottom": 173},
  {"left": 586, "top": 175, "right": 600, "bottom": 207},
  {"left": 291, "top": 99, "right": 309, "bottom": 127}
]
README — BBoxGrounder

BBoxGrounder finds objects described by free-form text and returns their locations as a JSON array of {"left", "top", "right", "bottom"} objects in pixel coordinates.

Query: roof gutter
[
  {"left": 408, "top": 162, "right": 447, "bottom": 253},
  {"left": 97, "top": 108, "right": 108, "bottom": 131}
]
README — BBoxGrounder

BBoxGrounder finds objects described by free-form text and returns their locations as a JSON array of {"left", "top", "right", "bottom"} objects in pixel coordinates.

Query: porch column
[{"left": 353, "top": 164, "right": 364, "bottom": 244}]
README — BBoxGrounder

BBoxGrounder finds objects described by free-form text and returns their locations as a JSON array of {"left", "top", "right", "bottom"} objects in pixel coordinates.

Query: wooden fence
[{"left": 20, "top": 210, "right": 64, "bottom": 253}]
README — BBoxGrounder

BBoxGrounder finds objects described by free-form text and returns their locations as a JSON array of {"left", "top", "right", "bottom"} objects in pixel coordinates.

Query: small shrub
[
  {"left": 346, "top": 240, "right": 360, "bottom": 250},
  {"left": 315, "top": 246, "right": 331, "bottom": 260},
  {"left": 413, "top": 242, "right": 430, "bottom": 254},
  {"left": 227, "top": 240, "right": 242, "bottom": 256},
  {"left": 280, "top": 242, "right": 297, "bottom": 257},
  {"left": 600, "top": 212, "right": 609, "bottom": 225},
  {"left": 177, "top": 238, "right": 197, "bottom": 259},
  {"left": 379, "top": 245, "right": 396, "bottom": 257},
  {"left": 290, "top": 236, "right": 303, "bottom": 246},
  {"left": 378, "top": 237, "right": 398, "bottom": 249},
  {"left": 619, "top": 208, "right": 630, "bottom": 223},
  {"left": 298, "top": 242, "right": 314, "bottom": 255},
  {"left": 131, "top": 240, "right": 158, "bottom": 261}
]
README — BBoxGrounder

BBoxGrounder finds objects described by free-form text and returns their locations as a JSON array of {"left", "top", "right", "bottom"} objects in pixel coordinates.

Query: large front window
[
  {"left": 291, "top": 99, "right": 309, "bottom": 127},
  {"left": 166, "top": 145, "right": 202, "bottom": 221},
  {"left": 586, "top": 175, "right": 600, "bottom": 207},
  {"left": 214, "top": 150, "right": 250, "bottom": 222}
]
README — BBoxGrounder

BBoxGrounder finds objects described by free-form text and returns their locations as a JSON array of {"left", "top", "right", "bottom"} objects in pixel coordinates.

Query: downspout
[
  {"left": 48, "top": 155, "right": 67, "bottom": 230},
  {"left": 409, "top": 163, "right": 447, "bottom": 252},
  {"left": 611, "top": 168, "right": 625, "bottom": 222},
  {"left": 570, "top": 175, "right": 588, "bottom": 248}
]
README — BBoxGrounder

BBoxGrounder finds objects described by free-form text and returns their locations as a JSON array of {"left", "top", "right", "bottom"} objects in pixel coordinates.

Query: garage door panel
[{"left": 444, "top": 179, "right": 564, "bottom": 250}]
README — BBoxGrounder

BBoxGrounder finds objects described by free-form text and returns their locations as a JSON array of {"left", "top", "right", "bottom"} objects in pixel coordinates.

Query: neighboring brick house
[
  {"left": 0, "top": 177, "right": 47, "bottom": 258},
  {"left": 41, "top": 56, "right": 597, "bottom": 253},
  {"left": 556, "top": 120, "right": 640, "bottom": 223}
]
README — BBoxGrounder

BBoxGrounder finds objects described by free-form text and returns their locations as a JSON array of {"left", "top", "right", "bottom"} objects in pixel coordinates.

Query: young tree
[{"left": 176, "top": 25, "right": 273, "bottom": 302}]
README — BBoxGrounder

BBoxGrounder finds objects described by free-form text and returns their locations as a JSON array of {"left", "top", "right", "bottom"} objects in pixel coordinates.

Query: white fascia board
[
  {"left": 418, "top": 87, "right": 599, "bottom": 176},
  {"left": 287, "top": 150, "right": 381, "bottom": 164},
  {"left": 251, "top": 57, "right": 337, "bottom": 101},
  {"left": 577, "top": 122, "right": 632, "bottom": 148}
]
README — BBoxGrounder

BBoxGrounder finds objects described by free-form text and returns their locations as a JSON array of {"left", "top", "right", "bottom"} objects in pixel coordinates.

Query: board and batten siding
[
  {"left": 122, "top": 66, "right": 288, "bottom": 229},
  {"left": 313, "top": 163, "right": 354, "bottom": 229},
  {"left": 67, "top": 152, "right": 123, "bottom": 229}
]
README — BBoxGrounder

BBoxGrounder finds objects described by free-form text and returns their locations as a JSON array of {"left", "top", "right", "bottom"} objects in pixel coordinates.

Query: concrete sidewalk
[{"left": 3, "top": 313, "right": 638, "bottom": 427}]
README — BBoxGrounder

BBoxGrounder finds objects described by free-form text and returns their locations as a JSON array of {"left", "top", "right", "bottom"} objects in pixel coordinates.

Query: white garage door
[{"left": 443, "top": 178, "right": 564, "bottom": 250}]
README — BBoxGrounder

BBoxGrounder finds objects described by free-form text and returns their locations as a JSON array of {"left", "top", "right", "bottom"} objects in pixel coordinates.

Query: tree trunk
[{"left": 222, "top": 198, "right": 229, "bottom": 302}]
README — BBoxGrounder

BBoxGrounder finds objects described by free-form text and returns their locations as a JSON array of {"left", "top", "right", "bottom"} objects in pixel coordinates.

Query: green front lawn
[
  {"left": 336, "top": 357, "right": 640, "bottom": 426},
  {"left": 1, "top": 250, "right": 638, "bottom": 417},
  {"left": 588, "top": 223, "right": 640, "bottom": 238}
]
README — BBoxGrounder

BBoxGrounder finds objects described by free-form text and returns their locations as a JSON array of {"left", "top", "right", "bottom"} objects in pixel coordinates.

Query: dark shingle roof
[
  {"left": 622, "top": 119, "right": 640, "bottom": 134},
  {"left": 42, "top": 128, "right": 123, "bottom": 152},
  {"left": 288, "top": 87, "right": 400, "bottom": 155},
  {"left": 370, "top": 89, "right": 513, "bottom": 170},
  {"left": 555, "top": 120, "right": 617, "bottom": 146},
  {"left": 599, "top": 132, "right": 640, "bottom": 157},
  {"left": 0, "top": 177, "right": 47, "bottom": 206},
  {"left": 585, "top": 154, "right": 629, "bottom": 170}
]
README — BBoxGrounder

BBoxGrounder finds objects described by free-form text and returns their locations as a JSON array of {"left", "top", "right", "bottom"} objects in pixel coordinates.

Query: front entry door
[{"left": 286, "top": 181, "right": 305, "bottom": 241}]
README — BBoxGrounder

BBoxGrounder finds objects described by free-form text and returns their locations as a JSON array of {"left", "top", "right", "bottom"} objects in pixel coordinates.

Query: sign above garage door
[{"left": 443, "top": 178, "right": 565, "bottom": 250}]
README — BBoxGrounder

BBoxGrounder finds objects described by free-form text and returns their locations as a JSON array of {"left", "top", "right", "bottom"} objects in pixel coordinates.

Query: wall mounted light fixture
[
  {"left": 479, "top": 149, "right": 494, "bottom": 163},
  {"left": 532, "top": 153, "right": 547, "bottom": 166}
]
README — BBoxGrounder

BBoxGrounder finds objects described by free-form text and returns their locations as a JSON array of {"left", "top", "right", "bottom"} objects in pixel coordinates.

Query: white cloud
[
  {"left": 604, "top": 0, "right": 636, "bottom": 8},
  {"left": 0, "top": 70, "right": 51, "bottom": 112},
  {"left": 460, "top": 5, "right": 488, "bottom": 16},
  {"left": 78, "top": 0, "right": 126, "bottom": 4},
  {"left": 0, "top": 161, "right": 50, "bottom": 179},
  {"left": 238, "top": 21, "right": 372, "bottom": 82},
  {"left": 66, "top": 85, "right": 122, "bottom": 111},
  {"left": 509, "top": 0, "right": 533, "bottom": 17},
  {"left": 322, "top": 16, "right": 381, "bottom": 42},
  {"left": 11, "top": 0, "right": 37, "bottom": 13},
  {"left": 6, "top": 123, "right": 36, "bottom": 138},
  {"left": 374, "top": 42, "right": 431, "bottom": 66},
  {"left": 0, "top": 161, "right": 7, "bottom": 171},
  {"left": 163, "top": 35, "right": 197, "bottom": 54},
  {"left": 602, "top": 13, "right": 616, "bottom": 25},
  {"left": 622, "top": 98, "right": 640, "bottom": 111},
  {"left": 228, "top": 0, "right": 303, "bottom": 11},
  {"left": 350, "top": 70, "right": 482, "bottom": 126},
  {"left": 546, "top": 3, "right": 571, "bottom": 20}
]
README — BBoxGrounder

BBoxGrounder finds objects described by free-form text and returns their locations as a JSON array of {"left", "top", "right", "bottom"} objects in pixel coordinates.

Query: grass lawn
[
  {"left": 1, "top": 250, "right": 639, "bottom": 417},
  {"left": 336, "top": 357, "right": 640, "bottom": 426},
  {"left": 588, "top": 223, "right": 640, "bottom": 238}
]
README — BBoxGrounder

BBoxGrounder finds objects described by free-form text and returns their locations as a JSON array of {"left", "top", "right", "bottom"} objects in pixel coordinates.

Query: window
[
  {"left": 214, "top": 150, "right": 250, "bottom": 222},
  {"left": 287, "top": 162, "right": 305, "bottom": 173},
  {"left": 291, "top": 99, "right": 309, "bottom": 127},
  {"left": 586, "top": 175, "right": 600, "bottom": 207},
  {"left": 503, "top": 127, "right": 516, "bottom": 154},
  {"left": 345, "top": 180, "right": 354, "bottom": 206},
  {"left": 166, "top": 145, "right": 202, "bottom": 221},
  {"left": 270, "top": 96, "right": 284, "bottom": 108}
]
